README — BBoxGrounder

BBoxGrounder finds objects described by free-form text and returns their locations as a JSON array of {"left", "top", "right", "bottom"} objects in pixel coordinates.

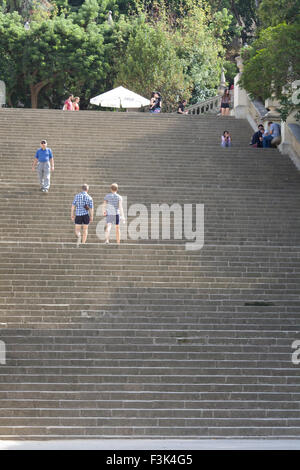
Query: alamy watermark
[
  {"left": 291, "top": 80, "right": 300, "bottom": 105},
  {"left": 96, "top": 198, "right": 205, "bottom": 251},
  {"left": 0, "top": 340, "right": 6, "bottom": 365},
  {"left": 291, "top": 340, "right": 300, "bottom": 365}
]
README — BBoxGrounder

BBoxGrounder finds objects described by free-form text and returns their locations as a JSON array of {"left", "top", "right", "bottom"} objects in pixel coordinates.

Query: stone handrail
[
  {"left": 186, "top": 95, "right": 221, "bottom": 115},
  {"left": 248, "top": 99, "right": 262, "bottom": 126},
  {"left": 245, "top": 97, "right": 269, "bottom": 129}
]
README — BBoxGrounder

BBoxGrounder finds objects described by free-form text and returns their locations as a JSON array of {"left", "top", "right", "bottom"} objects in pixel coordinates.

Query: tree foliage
[
  {"left": 0, "top": 0, "right": 233, "bottom": 109},
  {"left": 239, "top": 21, "right": 300, "bottom": 101},
  {"left": 0, "top": 10, "right": 106, "bottom": 107},
  {"left": 258, "top": 0, "right": 300, "bottom": 28},
  {"left": 115, "top": 1, "right": 228, "bottom": 108},
  {"left": 115, "top": 16, "right": 191, "bottom": 111}
]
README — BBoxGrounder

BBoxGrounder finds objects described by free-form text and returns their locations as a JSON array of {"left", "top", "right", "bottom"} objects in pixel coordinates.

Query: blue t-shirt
[
  {"left": 35, "top": 148, "right": 53, "bottom": 162},
  {"left": 270, "top": 123, "right": 281, "bottom": 137}
]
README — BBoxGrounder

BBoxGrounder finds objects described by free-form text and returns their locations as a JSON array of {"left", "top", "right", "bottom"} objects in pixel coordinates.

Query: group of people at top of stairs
[
  {"left": 250, "top": 121, "right": 281, "bottom": 149},
  {"left": 148, "top": 90, "right": 188, "bottom": 114},
  {"left": 61, "top": 89, "right": 230, "bottom": 117},
  {"left": 32, "top": 140, "right": 124, "bottom": 246},
  {"left": 150, "top": 89, "right": 232, "bottom": 116},
  {"left": 63, "top": 94, "right": 80, "bottom": 111}
]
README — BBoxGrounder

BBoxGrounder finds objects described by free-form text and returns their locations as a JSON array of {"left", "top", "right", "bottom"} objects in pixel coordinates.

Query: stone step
[
  {"left": 0, "top": 348, "right": 295, "bottom": 358},
  {"left": 1, "top": 313, "right": 299, "bottom": 324},
  {"left": 0, "top": 426, "right": 299, "bottom": 438},
  {"left": 0, "top": 417, "right": 300, "bottom": 430},
  {"left": 1, "top": 374, "right": 297, "bottom": 385},
  {"left": 1, "top": 360, "right": 297, "bottom": 369},
  {"left": 1, "top": 407, "right": 300, "bottom": 419}
]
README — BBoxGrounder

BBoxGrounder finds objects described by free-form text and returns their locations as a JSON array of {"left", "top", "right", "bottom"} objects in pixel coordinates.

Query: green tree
[
  {"left": 70, "top": 0, "right": 99, "bottom": 27},
  {"left": 0, "top": 11, "right": 26, "bottom": 105},
  {"left": 115, "top": 16, "right": 191, "bottom": 111},
  {"left": 174, "top": 2, "right": 227, "bottom": 103},
  {"left": 239, "top": 21, "right": 300, "bottom": 102},
  {"left": 207, "top": 0, "right": 259, "bottom": 43},
  {"left": 0, "top": 12, "right": 107, "bottom": 107},
  {"left": 0, "top": 0, "right": 32, "bottom": 17},
  {"left": 258, "top": 0, "right": 300, "bottom": 28},
  {"left": 114, "top": 1, "right": 229, "bottom": 109}
]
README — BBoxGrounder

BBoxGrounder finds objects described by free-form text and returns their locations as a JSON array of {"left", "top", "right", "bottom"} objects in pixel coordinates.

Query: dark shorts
[
  {"left": 221, "top": 103, "right": 230, "bottom": 109},
  {"left": 75, "top": 214, "right": 90, "bottom": 225},
  {"left": 106, "top": 214, "right": 120, "bottom": 225}
]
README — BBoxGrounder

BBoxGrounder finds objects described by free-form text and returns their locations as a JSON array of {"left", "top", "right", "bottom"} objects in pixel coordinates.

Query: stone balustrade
[{"left": 187, "top": 95, "right": 221, "bottom": 115}]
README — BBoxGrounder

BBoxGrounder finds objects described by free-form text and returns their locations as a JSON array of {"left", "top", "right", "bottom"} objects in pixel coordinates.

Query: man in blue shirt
[
  {"left": 71, "top": 184, "right": 94, "bottom": 247},
  {"left": 263, "top": 121, "right": 281, "bottom": 148},
  {"left": 32, "top": 140, "right": 54, "bottom": 192}
]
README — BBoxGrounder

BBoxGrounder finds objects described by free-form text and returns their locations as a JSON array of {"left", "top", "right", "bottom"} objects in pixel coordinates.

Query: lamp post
[
  {"left": 22, "top": 20, "right": 31, "bottom": 108},
  {"left": 218, "top": 68, "right": 226, "bottom": 96}
]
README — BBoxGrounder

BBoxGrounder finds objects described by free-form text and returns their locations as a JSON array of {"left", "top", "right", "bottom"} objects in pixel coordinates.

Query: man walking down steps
[{"left": 32, "top": 139, "right": 54, "bottom": 193}]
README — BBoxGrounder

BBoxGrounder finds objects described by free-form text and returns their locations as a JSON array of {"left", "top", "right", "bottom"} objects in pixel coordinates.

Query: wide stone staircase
[{"left": 0, "top": 108, "right": 299, "bottom": 439}]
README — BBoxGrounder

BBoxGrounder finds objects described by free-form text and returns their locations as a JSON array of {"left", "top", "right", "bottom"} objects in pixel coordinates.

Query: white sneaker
[
  {"left": 76, "top": 233, "right": 81, "bottom": 247},
  {"left": 104, "top": 240, "right": 109, "bottom": 244}
]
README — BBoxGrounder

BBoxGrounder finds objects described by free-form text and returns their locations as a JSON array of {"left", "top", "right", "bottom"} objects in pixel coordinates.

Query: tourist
[
  {"left": 250, "top": 124, "right": 264, "bottom": 148},
  {"left": 71, "top": 184, "right": 94, "bottom": 247},
  {"left": 149, "top": 92, "right": 162, "bottom": 113},
  {"left": 149, "top": 92, "right": 156, "bottom": 111},
  {"left": 221, "top": 131, "right": 232, "bottom": 147},
  {"left": 73, "top": 97, "right": 80, "bottom": 111},
  {"left": 221, "top": 88, "right": 231, "bottom": 116},
  {"left": 103, "top": 183, "right": 125, "bottom": 244},
  {"left": 263, "top": 121, "right": 281, "bottom": 148},
  {"left": 32, "top": 140, "right": 54, "bottom": 193},
  {"left": 177, "top": 100, "right": 188, "bottom": 114},
  {"left": 63, "top": 94, "right": 74, "bottom": 111}
]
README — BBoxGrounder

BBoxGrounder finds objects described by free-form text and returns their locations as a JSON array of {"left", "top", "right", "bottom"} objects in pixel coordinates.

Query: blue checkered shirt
[{"left": 72, "top": 192, "right": 93, "bottom": 216}]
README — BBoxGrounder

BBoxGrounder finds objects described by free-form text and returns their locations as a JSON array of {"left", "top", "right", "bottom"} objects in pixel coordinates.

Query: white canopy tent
[{"left": 90, "top": 86, "right": 150, "bottom": 109}]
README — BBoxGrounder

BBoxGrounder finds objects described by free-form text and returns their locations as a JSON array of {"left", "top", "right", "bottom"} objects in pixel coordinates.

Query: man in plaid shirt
[{"left": 71, "top": 184, "right": 94, "bottom": 247}]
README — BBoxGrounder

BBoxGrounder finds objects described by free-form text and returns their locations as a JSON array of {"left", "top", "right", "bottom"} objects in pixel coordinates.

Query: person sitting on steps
[
  {"left": 262, "top": 121, "right": 281, "bottom": 148},
  {"left": 250, "top": 124, "right": 264, "bottom": 148},
  {"left": 221, "top": 130, "right": 232, "bottom": 147}
]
